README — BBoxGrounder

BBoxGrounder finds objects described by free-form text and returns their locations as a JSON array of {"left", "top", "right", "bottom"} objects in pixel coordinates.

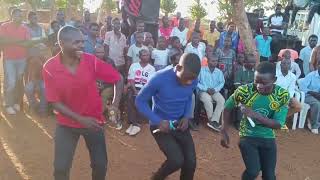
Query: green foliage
[
  {"left": 160, "top": 0, "right": 177, "bottom": 15},
  {"left": 103, "top": 0, "right": 117, "bottom": 13},
  {"left": 56, "top": 0, "right": 67, "bottom": 9},
  {"left": 189, "top": 0, "right": 207, "bottom": 20}
]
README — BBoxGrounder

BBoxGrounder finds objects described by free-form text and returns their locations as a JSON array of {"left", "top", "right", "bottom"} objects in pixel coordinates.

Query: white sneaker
[
  {"left": 126, "top": 124, "right": 133, "bottom": 134},
  {"left": 13, "top": 104, "right": 21, "bottom": 112},
  {"left": 129, "top": 126, "right": 141, "bottom": 136},
  {"left": 311, "top": 129, "right": 319, "bottom": 135},
  {"left": 6, "top": 107, "right": 16, "bottom": 115}
]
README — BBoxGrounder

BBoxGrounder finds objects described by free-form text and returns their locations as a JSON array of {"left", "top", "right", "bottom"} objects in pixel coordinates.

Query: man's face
[
  {"left": 57, "top": 11, "right": 65, "bottom": 22},
  {"left": 144, "top": 33, "right": 153, "bottom": 43},
  {"left": 176, "top": 66, "right": 198, "bottom": 86},
  {"left": 309, "top": 37, "right": 318, "bottom": 48},
  {"left": 136, "top": 33, "right": 144, "bottom": 44},
  {"left": 206, "top": 46, "right": 214, "bottom": 56},
  {"left": 60, "top": 31, "right": 84, "bottom": 59},
  {"left": 12, "top": 11, "right": 23, "bottom": 24},
  {"left": 178, "top": 19, "right": 185, "bottom": 29},
  {"left": 210, "top": 21, "right": 216, "bottom": 31},
  {"left": 95, "top": 46, "right": 105, "bottom": 59},
  {"left": 172, "top": 39, "right": 181, "bottom": 49},
  {"left": 157, "top": 37, "right": 166, "bottom": 49},
  {"left": 254, "top": 72, "right": 275, "bottom": 95},
  {"left": 136, "top": 22, "right": 145, "bottom": 32},
  {"left": 29, "top": 14, "right": 37, "bottom": 25},
  {"left": 253, "top": 9, "right": 259, "bottom": 15},
  {"left": 112, "top": 20, "right": 121, "bottom": 31},
  {"left": 84, "top": 11, "right": 90, "bottom": 22},
  {"left": 162, "top": 16, "right": 169, "bottom": 27},
  {"left": 172, "top": 52, "right": 182, "bottom": 66},
  {"left": 237, "top": 54, "right": 245, "bottom": 65},
  {"left": 89, "top": 25, "right": 99, "bottom": 37},
  {"left": 227, "top": 24, "right": 235, "bottom": 33},
  {"left": 208, "top": 57, "right": 218, "bottom": 68},
  {"left": 280, "top": 59, "right": 291, "bottom": 73},
  {"left": 275, "top": 6, "right": 282, "bottom": 14},
  {"left": 192, "top": 34, "right": 200, "bottom": 45},
  {"left": 224, "top": 38, "right": 232, "bottom": 48},
  {"left": 217, "top": 22, "right": 224, "bottom": 31},
  {"left": 243, "top": 56, "right": 256, "bottom": 69},
  {"left": 140, "top": 50, "right": 150, "bottom": 63}
]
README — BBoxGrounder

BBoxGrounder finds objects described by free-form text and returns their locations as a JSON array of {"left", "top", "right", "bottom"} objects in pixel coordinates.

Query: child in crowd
[
  {"left": 198, "top": 53, "right": 225, "bottom": 131},
  {"left": 152, "top": 36, "right": 169, "bottom": 71},
  {"left": 169, "top": 36, "right": 182, "bottom": 50},
  {"left": 127, "top": 32, "right": 148, "bottom": 65},
  {"left": 143, "top": 32, "right": 155, "bottom": 53},
  {"left": 126, "top": 49, "right": 156, "bottom": 136},
  {"left": 165, "top": 48, "right": 183, "bottom": 70},
  {"left": 130, "top": 20, "right": 145, "bottom": 45},
  {"left": 221, "top": 62, "right": 290, "bottom": 180},
  {"left": 201, "top": 44, "right": 214, "bottom": 66},
  {"left": 234, "top": 53, "right": 245, "bottom": 73}
]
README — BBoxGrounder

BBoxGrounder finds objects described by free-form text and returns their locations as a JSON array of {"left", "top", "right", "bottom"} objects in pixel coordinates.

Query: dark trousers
[
  {"left": 127, "top": 90, "right": 144, "bottom": 125},
  {"left": 54, "top": 125, "right": 107, "bottom": 180},
  {"left": 150, "top": 127, "right": 196, "bottom": 180},
  {"left": 307, "top": 3, "right": 320, "bottom": 24},
  {"left": 239, "top": 137, "right": 277, "bottom": 180}
]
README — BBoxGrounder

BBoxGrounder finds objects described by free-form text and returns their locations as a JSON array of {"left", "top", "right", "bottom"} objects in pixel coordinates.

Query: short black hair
[
  {"left": 51, "top": 20, "right": 58, "bottom": 28},
  {"left": 28, "top": 11, "right": 37, "bottom": 20},
  {"left": 112, "top": 17, "right": 120, "bottom": 23},
  {"left": 180, "top": 53, "right": 201, "bottom": 75},
  {"left": 309, "top": 34, "right": 318, "bottom": 40},
  {"left": 89, "top": 22, "right": 99, "bottom": 29},
  {"left": 58, "top": 26, "right": 81, "bottom": 41},
  {"left": 256, "top": 61, "right": 276, "bottom": 77},
  {"left": 139, "top": 49, "right": 149, "bottom": 57}
]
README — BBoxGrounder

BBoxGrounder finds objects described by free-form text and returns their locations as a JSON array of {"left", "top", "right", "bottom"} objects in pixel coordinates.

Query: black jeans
[
  {"left": 150, "top": 126, "right": 196, "bottom": 180},
  {"left": 239, "top": 137, "right": 277, "bottom": 180},
  {"left": 127, "top": 90, "right": 144, "bottom": 125},
  {"left": 54, "top": 125, "right": 107, "bottom": 180}
]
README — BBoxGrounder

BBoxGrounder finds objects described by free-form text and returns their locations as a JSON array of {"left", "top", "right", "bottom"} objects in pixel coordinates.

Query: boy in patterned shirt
[{"left": 221, "top": 62, "right": 289, "bottom": 180}]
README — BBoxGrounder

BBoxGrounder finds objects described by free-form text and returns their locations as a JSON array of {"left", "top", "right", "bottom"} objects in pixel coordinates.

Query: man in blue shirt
[
  {"left": 218, "top": 22, "right": 239, "bottom": 50},
  {"left": 299, "top": 58, "right": 320, "bottom": 134},
  {"left": 84, "top": 23, "right": 103, "bottom": 54},
  {"left": 198, "top": 53, "right": 225, "bottom": 131},
  {"left": 135, "top": 53, "right": 201, "bottom": 180}
]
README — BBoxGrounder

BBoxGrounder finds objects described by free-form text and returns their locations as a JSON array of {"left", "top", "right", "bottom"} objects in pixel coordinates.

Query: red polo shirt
[
  {"left": 42, "top": 52, "right": 120, "bottom": 128},
  {"left": 0, "top": 21, "right": 30, "bottom": 60}
]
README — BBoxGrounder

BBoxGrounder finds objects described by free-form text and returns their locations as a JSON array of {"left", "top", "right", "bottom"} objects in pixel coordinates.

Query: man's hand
[
  {"left": 240, "top": 105, "right": 256, "bottom": 118},
  {"left": 177, "top": 118, "right": 189, "bottom": 131},
  {"left": 77, "top": 116, "right": 103, "bottom": 131},
  {"left": 220, "top": 129, "right": 230, "bottom": 148},
  {"left": 207, "top": 88, "right": 215, "bottom": 95},
  {"left": 308, "top": 91, "right": 320, "bottom": 101},
  {"left": 159, "top": 120, "right": 170, "bottom": 133}
]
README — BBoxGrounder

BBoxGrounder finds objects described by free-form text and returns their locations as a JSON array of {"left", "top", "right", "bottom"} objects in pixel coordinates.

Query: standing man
[
  {"left": 0, "top": 8, "right": 31, "bottom": 115},
  {"left": 42, "top": 26, "right": 123, "bottom": 180},
  {"left": 204, "top": 20, "right": 220, "bottom": 47},
  {"left": 81, "top": 10, "right": 91, "bottom": 35},
  {"left": 83, "top": 23, "right": 103, "bottom": 54},
  {"left": 300, "top": 34, "right": 318, "bottom": 76},
  {"left": 136, "top": 53, "right": 201, "bottom": 180},
  {"left": 218, "top": 22, "right": 239, "bottom": 50}
]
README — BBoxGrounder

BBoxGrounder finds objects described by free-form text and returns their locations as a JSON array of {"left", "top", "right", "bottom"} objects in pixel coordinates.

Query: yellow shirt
[{"left": 204, "top": 30, "right": 220, "bottom": 46}]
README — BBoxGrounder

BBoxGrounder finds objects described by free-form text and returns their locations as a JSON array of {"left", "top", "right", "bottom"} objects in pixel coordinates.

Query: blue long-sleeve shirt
[
  {"left": 197, "top": 67, "right": 225, "bottom": 92},
  {"left": 135, "top": 68, "right": 197, "bottom": 125},
  {"left": 299, "top": 70, "right": 320, "bottom": 93}
]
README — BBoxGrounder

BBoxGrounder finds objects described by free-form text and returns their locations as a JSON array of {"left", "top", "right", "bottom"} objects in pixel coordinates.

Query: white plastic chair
[{"left": 292, "top": 78, "right": 310, "bottom": 130}]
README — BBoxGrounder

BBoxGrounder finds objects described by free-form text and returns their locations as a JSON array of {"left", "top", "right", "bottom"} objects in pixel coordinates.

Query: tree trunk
[{"left": 230, "top": 0, "right": 255, "bottom": 56}]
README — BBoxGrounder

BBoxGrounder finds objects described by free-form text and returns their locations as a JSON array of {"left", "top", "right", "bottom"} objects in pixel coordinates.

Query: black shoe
[
  {"left": 207, "top": 121, "right": 221, "bottom": 132},
  {"left": 189, "top": 119, "right": 199, "bottom": 131}
]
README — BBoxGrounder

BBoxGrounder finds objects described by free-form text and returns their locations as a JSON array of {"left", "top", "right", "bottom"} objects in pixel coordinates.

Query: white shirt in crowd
[
  {"left": 276, "top": 71, "right": 297, "bottom": 98},
  {"left": 184, "top": 42, "right": 206, "bottom": 60},
  {"left": 170, "top": 27, "right": 189, "bottom": 46},
  {"left": 128, "top": 62, "right": 156, "bottom": 90},
  {"left": 127, "top": 44, "right": 149, "bottom": 63},
  {"left": 151, "top": 49, "right": 169, "bottom": 66},
  {"left": 276, "top": 61, "right": 301, "bottom": 79},
  {"left": 269, "top": 14, "right": 285, "bottom": 34},
  {"left": 299, "top": 45, "right": 313, "bottom": 75}
]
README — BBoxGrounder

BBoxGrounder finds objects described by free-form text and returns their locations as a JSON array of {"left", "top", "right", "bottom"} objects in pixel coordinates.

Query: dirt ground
[{"left": 0, "top": 109, "right": 320, "bottom": 180}]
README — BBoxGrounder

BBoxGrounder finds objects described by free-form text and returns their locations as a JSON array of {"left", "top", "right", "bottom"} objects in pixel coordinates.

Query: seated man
[
  {"left": 125, "top": 49, "right": 156, "bottom": 136},
  {"left": 198, "top": 53, "right": 225, "bottom": 131},
  {"left": 300, "top": 57, "right": 320, "bottom": 134},
  {"left": 275, "top": 58, "right": 301, "bottom": 119},
  {"left": 276, "top": 50, "right": 301, "bottom": 78}
]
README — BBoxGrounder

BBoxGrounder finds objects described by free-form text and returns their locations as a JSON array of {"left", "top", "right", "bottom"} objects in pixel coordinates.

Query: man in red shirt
[
  {"left": 42, "top": 26, "right": 123, "bottom": 180},
  {"left": 0, "top": 8, "right": 31, "bottom": 115}
]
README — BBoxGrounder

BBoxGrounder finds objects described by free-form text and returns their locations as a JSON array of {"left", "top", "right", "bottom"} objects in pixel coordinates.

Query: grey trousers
[
  {"left": 54, "top": 125, "right": 107, "bottom": 180},
  {"left": 305, "top": 95, "right": 320, "bottom": 129}
]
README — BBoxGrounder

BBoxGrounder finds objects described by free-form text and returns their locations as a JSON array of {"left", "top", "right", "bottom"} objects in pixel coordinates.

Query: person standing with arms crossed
[
  {"left": 42, "top": 26, "right": 123, "bottom": 180},
  {"left": 135, "top": 53, "right": 201, "bottom": 180}
]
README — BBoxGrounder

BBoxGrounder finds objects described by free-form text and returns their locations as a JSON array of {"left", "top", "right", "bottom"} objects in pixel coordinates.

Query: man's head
[
  {"left": 223, "top": 37, "right": 232, "bottom": 48},
  {"left": 283, "top": 50, "right": 291, "bottom": 60},
  {"left": 253, "top": 9, "right": 259, "bottom": 15},
  {"left": 208, "top": 53, "right": 218, "bottom": 69},
  {"left": 176, "top": 53, "right": 201, "bottom": 85},
  {"left": 275, "top": 4, "right": 282, "bottom": 15},
  {"left": 135, "top": 32, "right": 144, "bottom": 44},
  {"left": 58, "top": 26, "right": 84, "bottom": 59},
  {"left": 56, "top": 9, "right": 65, "bottom": 22},
  {"left": 280, "top": 57, "right": 291, "bottom": 75},
  {"left": 194, "top": 19, "right": 201, "bottom": 31},
  {"left": 95, "top": 44, "right": 105, "bottom": 60},
  {"left": 227, "top": 22, "right": 236, "bottom": 33},
  {"left": 237, "top": 53, "right": 245, "bottom": 65},
  {"left": 178, "top": 18, "right": 185, "bottom": 29},
  {"left": 105, "top": 16, "right": 112, "bottom": 25},
  {"left": 144, "top": 32, "right": 153, "bottom": 44},
  {"left": 112, "top": 17, "right": 121, "bottom": 32},
  {"left": 191, "top": 32, "right": 200, "bottom": 46},
  {"left": 136, "top": 20, "right": 145, "bottom": 33},
  {"left": 209, "top": 20, "right": 216, "bottom": 31},
  {"left": 206, "top": 45, "right": 214, "bottom": 56},
  {"left": 217, "top": 21, "right": 224, "bottom": 32},
  {"left": 28, "top": 11, "right": 38, "bottom": 25},
  {"left": 259, "top": 8, "right": 265, "bottom": 18},
  {"left": 243, "top": 53, "right": 256, "bottom": 70},
  {"left": 157, "top": 36, "right": 167, "bottom": 49},
  {"left": 51, "top": 20, "right": 60, "bottom": 33},
  {"left": 309, "top": 34, "right": 318, "bottom": 48},
  {"left": 11, "top": 8, "right": 23, "bottom": 24},
  {"left": 176, "top": 12, "right": 181, "bottom": 19},
  {"left": 139, "top": 49, "right": 150, "bottom": 63},
  {"left": 162, "top": 16, "right": 170, "bottom": 27},
  {"left": 83, "top": 10, "right": 90, "bottom": 22},
  {"left": 171, "top": 36, "right": 181, "bottom": 49},
  {"left": 169, "top": 48, "right": 182, "bottom": 67},
  {"left": 254, "top": 62, "right": 276, "bottom": 95},
  {"left": 89, "top": 23, "right": 100, "bottom": 37},
  {"left": 262, "top": 27, "right": 270, "bottom": 35}
]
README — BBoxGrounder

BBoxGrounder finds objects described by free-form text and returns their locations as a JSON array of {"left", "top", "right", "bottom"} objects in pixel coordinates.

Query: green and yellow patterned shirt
[{"left": 225, "top": 83, "right": 290, "bottom": 138}]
